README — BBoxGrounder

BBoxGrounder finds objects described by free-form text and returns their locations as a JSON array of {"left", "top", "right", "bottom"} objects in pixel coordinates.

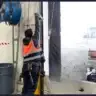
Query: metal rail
[
  {"left": 15, "top": 23, "right": 20, "bottom": 92},
  {"left": 12, "top": 24, "right": 20, "bottom": 93}
]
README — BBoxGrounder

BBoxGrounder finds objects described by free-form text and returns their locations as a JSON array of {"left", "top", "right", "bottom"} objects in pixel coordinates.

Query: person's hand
[{"left": 41, "top": 56, "right": 45, "bottom": 63}]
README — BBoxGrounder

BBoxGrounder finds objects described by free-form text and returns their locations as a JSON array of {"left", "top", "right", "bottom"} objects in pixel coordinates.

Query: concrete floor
[
  {"left": 15, "top": 76, "right": 51, "bottom": 94},
  {"left": 48, "top": 79, "right": 96, "bottom": 94},
  {"left": 15, "top": 77, "right": 96, "bottom": 94}
]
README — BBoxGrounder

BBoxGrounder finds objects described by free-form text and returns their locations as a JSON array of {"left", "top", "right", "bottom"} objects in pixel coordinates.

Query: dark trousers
[{"left": 22, "top": 62, "right": 40, "bottom": 95}]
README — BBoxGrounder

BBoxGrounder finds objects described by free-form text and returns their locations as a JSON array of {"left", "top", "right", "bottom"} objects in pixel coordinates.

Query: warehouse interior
[{"left": 1, "top": 1, "right": 96, "bottom": 95}]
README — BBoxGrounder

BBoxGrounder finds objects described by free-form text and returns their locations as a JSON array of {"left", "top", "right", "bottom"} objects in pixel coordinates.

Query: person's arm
[
  {"left": 32, "top": 39, "right": 38, "bottom": 48},
  {"left": 32, "top": 13, "right": 40, "bottom": 47}
]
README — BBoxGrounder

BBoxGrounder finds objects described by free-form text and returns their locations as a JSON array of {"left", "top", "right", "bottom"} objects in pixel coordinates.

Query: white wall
[
  {"left": 0, "top": 23, "right": 12, "bottom": 63},
  {"left": 0, "top": 2, "right": 40, "bottom": 78}
]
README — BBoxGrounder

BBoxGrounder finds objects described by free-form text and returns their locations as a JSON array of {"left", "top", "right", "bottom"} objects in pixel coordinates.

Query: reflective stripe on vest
[
  {"left": 24, "top": 53, "right": 44, "bottom": 62},
  {"left": 24, "top": 50, "right": 44, "bottom": 62}
]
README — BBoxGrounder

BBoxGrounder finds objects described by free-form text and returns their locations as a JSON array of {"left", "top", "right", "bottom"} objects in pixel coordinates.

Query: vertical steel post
[
  {"left": 15, "top": 23, "right": 20, "bottom": 92},
  {"left": 40, "top": 2, "right": 44, "bottom": 95}
]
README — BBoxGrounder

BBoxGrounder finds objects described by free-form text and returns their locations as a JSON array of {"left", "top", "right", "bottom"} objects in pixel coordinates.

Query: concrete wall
[{"left": 0, "top": 2, "right": 40, "bottom": 79}]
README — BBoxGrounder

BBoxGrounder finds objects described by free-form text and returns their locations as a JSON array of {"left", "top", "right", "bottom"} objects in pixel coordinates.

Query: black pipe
[{"left": 40, "top": 1, "right": 44, "bottom": 95}]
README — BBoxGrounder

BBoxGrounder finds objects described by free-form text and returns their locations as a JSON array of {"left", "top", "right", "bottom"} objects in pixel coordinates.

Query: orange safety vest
[{"left": 23, "top": 40, "right": 43, "bottom": 63}]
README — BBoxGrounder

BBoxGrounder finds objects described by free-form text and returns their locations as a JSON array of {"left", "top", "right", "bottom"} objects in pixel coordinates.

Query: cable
[{"left": 27, "top": 2, "right": 30, "bottom": 28}]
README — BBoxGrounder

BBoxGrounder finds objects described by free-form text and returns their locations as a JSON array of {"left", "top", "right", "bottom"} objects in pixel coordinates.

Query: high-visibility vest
[{"left": 23, "top": 40, "right": 43, "bottom": 63}]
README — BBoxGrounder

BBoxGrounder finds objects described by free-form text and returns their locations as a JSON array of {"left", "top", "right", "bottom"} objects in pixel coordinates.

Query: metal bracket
[
  {"left": 14, "top": 61, "right": 17, "bottom": 64},
  {"left": 24, "top": 24, "right": 35, "bottom": 26},
  {"left": 14, "top": 38, "right": 18, "bottom": 41}
]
